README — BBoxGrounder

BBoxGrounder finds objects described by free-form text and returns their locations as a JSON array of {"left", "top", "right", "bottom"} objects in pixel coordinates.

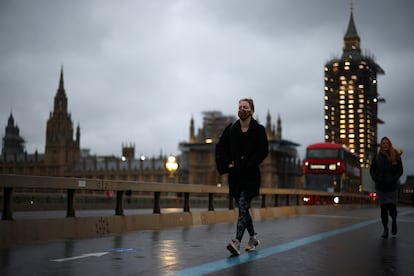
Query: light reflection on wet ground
[
  {"left": 1, "top": 207, "right": 413, "bottom": 275},
  {"left": 9, "top": 208, "right": 228, "bottom": 219}
]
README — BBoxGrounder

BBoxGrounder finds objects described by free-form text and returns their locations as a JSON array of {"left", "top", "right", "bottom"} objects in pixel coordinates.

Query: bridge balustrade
[{"left": 0, "top": 174, "right": 373, "bottom": 221}]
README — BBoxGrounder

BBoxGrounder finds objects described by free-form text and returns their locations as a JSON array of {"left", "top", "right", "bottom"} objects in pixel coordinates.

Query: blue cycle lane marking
[{"left": 166, "top": 209, "right": 414, "bottom": 276}]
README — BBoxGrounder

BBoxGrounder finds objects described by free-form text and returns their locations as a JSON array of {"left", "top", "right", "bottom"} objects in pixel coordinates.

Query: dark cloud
[{"left": 1, "top": 0, "right": 413, "bottom": 181}]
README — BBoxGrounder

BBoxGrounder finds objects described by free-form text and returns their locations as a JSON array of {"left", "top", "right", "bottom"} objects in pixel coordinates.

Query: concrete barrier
[{"left": 1, "top": 204, "right": 371, "bottom": 248}]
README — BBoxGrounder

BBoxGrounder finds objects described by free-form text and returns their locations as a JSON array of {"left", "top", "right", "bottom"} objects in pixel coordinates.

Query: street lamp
[
  {"left": 139, "top": 155, "right": 145, "bottom": 170},
  {"left": 165, "top": 155, "right": 178, "bottom": 178}
]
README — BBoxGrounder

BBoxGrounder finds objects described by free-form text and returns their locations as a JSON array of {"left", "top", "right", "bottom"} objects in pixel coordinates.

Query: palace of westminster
[
  {"left": 0, "top": 9, "right": 388, "bottom": 189},
  {"left": 0, "top": 66, "right": 302, "bottom": 188}
]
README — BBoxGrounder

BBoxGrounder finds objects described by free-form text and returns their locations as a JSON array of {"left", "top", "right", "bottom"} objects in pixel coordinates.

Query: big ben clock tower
[{"left": 323, "top": 7, "right": 384, "bottom": 167}]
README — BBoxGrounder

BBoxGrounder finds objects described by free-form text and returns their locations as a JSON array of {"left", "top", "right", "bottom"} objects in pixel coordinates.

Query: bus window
[{"left": 306, "top": 149, "right": 339, "bottom": 159}]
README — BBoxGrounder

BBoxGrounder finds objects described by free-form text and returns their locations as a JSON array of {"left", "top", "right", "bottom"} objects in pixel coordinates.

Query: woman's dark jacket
[
  {"left": 369, "top": 152, "right": 403, "bottom": 192},
  {"left": 215, "top": 118, "right": 268, "bottom": 201}
]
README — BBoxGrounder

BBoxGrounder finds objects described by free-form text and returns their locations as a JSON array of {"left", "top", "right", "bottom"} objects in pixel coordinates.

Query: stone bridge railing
[
  {"left": 1, "top": 174, "right": 374, "bottom": 221},
  {"left": 0, "top": 174, "right": 378, "bottom": 247}
]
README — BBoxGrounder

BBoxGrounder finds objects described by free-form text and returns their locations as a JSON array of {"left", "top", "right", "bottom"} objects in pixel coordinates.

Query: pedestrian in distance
[
  {"left": 370, "top": 136, "right": 403, "bottom": 239},
  {"left": 215, "top": 98, "right": 268, "bottom": 256}
]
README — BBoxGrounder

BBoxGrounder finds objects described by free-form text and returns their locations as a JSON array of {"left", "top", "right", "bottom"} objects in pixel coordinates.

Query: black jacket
[
  {"left": 215, "top": 118, "right": 268, "bottom": 201},
  {"left": 370, "top": 152, "right": 403, "bottom": 192}
]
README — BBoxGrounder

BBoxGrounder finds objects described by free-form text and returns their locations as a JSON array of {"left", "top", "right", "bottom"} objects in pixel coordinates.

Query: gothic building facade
[
  {"left": 179, "top": 111, "right": 303, "bottom": 189},
  {"left": 1, "top": 68, "right": 302, "bottom": 188},
  {"left": 1, "top": 113, "right": 25, "bottom": 159},
  {"left": 44, "top": 68, "right": 81, "bottom": 175},
  {"left": 0, "top": 68, "right": 173, "bottom": 183}
]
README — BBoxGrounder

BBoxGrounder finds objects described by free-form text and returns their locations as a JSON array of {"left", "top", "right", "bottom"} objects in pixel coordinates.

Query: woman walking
[
  {"left": 215, "top": 98, "right": 268, "bottom": 255},
  {"left": 370, "top": 136, "right": 403, "bottom": 238}
]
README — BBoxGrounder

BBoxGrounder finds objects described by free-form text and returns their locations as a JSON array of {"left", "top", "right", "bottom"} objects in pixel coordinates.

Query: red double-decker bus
[{"left": 303, "top": 142, "right": 361, "bottom": 193}]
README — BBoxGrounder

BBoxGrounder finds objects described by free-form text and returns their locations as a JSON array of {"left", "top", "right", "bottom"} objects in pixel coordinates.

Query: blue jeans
[{"left": 236, "top": 192, "right": 255, "bottom": 242}]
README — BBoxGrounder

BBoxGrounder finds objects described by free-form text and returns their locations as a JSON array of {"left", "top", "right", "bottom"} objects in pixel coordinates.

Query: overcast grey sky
[{"left": 1, "top": 0, "right": 413, "bottom": 181}]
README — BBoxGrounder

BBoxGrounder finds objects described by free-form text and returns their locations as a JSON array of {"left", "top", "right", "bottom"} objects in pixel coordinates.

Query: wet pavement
[{"left": 1, "top": 206, "right": 414, "bottom": 275}]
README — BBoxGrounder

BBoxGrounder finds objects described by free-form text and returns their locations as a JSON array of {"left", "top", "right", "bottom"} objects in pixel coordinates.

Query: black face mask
[{"left": 238, "top": 110, "right": 251, "bottom": 120}]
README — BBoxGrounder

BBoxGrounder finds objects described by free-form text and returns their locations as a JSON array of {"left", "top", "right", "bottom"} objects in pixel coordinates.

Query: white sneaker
[
  {"left": 227, "top": 239, "right": 240, "bottom": 256},
  {"left": 245, "top": 234, "right": 260, "bottom": 252}
]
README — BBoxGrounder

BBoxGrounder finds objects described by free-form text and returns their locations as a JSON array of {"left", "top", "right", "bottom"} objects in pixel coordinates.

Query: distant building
[
  {"left": 1, "top": 67, "right": 302, "bottom": 187},
  {"left": 44, "top": 68, "right": 81, "bottom": 175},
  {"left": 1, "top": 113, "right": 25, "bottom": 159},
  {"left": 0, "top": 67, "right": 173, "bottom": 183},
  {"left": 1, "top": 111, "right": 44, "bottom": 175},
  {"left": 323, "top": 8, "right": 385, "bottom": 167},
  {"left": 179, "top": 111, "right": 302, "bottom": 188}
]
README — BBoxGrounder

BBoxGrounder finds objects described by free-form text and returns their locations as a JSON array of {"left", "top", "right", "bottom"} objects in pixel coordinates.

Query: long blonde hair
[{"left": 378, "top": 136, "right": 402, "bottom": 165}]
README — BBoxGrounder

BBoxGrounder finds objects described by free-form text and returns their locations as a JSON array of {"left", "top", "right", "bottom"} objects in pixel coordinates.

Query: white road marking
[{"left": 50, "top": 252, "right": 109, "bottom": 262}]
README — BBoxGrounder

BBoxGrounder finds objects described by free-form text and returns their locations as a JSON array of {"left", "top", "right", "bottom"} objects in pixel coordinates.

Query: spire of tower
[
  {"left": 276, "top": 114, "right": 282, "bottom": 140},
  {"left": 76, "top": 123, "right": 81, "bottom": 144},
  {"left": 265, "top": 110, "right": 273, "bottom": 139},
  {"left": 344, "top": 9, "right": 359, "bottom": 40},
  {"left": 53, "top": 66, "right": 68, "bottom": 113},
  {"left": 189, "top": 115, "right": 195, "bottom": 143},
  {"left": 59, "top": 65, "right": 64, "bottom": 90},
  {"left": 342, "top": 1, "right": 361, "bottom": 57},
  {"left": 266, "top": 110, "right": 271, "bottom": 130},
  {"left": 7, "top": 112, "right": 14, "bottom": 126}
]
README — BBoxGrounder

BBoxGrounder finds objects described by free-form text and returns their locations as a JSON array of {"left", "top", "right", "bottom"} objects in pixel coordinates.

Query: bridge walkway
[{"left": 1, "top": 206, "right": 414, "bottom": 275}]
